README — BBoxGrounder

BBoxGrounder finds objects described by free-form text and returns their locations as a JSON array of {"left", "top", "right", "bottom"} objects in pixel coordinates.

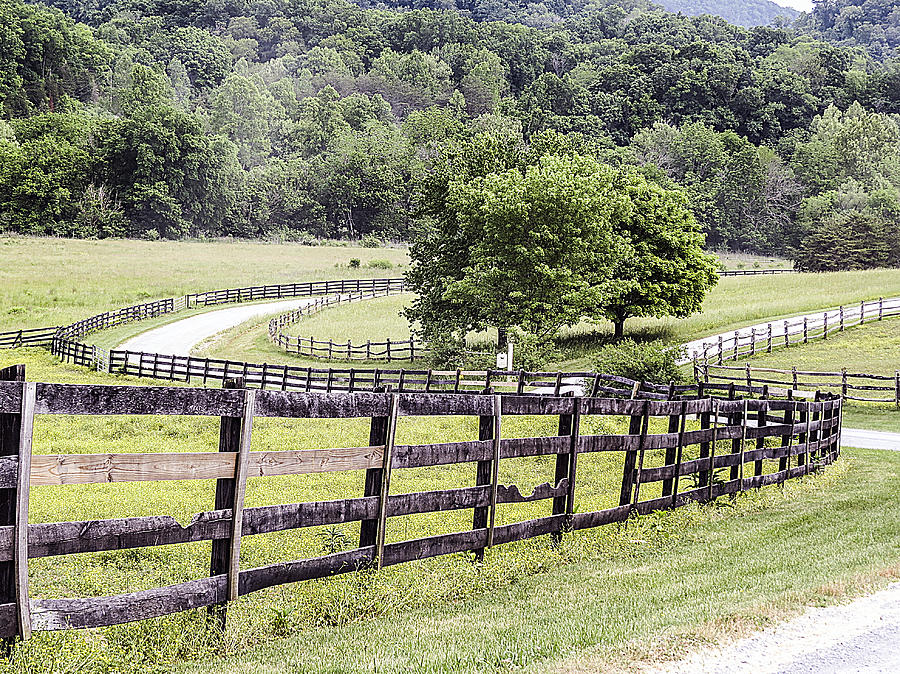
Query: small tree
[
  {"left": 598, "top": 171, "right": 720, "bottom": 338},
  {"left": 405, "top": 154, "right": 621, "bottom": 346}
]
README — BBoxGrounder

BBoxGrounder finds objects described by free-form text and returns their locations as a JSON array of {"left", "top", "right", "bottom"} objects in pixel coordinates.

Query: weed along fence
[
  {"left": 0, "top": 363, "right": 841, "bottom": 640},
  {"left": 689, "top": 296, "right": 900, "bottom": 365},
  {"left": 698, "top": 362, "right": 900, "bottom": 404},
  {"left": 267, "top": 287, "right": 440, "bottom": 362}
]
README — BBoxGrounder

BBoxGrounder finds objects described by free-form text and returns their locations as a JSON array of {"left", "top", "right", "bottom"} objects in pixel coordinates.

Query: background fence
[
  {"left": 697, "top": 362, "right": 900, "bottom": 404},
  {"left": 690, "top": 296, "right": 900, "bottom": 365},
  {"left": 0, "top": 328, "right": 60, "bottom": 349},
  {"left": 267, "top": 287, "right": 437, "bottom": 362},
  {"left": 717, "top": 269, "right": 795, "bottom": 277},
  {"left": 0, "top": 364, "right": 841, "bottom": 640}
]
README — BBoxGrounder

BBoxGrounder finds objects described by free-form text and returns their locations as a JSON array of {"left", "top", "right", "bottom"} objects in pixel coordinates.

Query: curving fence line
[
  {"left": 698, "top": 362, "right": 900, "bottom": 404},
  {"left": 267, "top": 287, "right": 436, "bottom": 362},
  {"left": 0, "top": 364, "right": 841, "bottom": 641},
  {"left": 689, "top": 296, "right": 900, "bottom": 365}
]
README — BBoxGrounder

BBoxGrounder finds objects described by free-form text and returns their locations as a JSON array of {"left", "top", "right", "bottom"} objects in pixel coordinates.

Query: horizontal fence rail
[
  {"left": 0, "top": 365, "right": 842, "bottom": 640},
  {"left": 186, "top": 278, "right": 406, "bottom": 308},
  {"left": 0, "top": 327, "right": 60, "bottom": 349},
  {"left": 717, "top": 269, "right": 795, "bottom": 277},
  {"left": 690, "top": 296, "right": 900, "bottom": 366},
  {"left": 267, "top": 287, "right": 440, "bottom": 362},
  {"left": 698, "top": 362, "right": 900, "bottom": 405}
]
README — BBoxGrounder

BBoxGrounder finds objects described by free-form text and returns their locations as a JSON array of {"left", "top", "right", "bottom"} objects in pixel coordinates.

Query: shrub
[
  {"left": 349, "top": 258, "right": 361, "bottom": 268},
  {"left": 360, "top": 234, "right": 381, "bottom": 248},
  {"left": 591, "top": 339, "right": 685, "bottom": 385},
  {"left": 511, "top": 330, "right": 559, "bottom": 370},
  {"left": 366, "top": 259, "right": 393, "bottom": 269}
]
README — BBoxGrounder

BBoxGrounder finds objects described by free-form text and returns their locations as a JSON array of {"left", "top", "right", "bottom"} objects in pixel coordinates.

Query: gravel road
[
  {"left": 647, "top": 583, "right": 900, "bottom": 674},
  {"left": 117, "top": 297, "right": 330, "bottom": 356}
]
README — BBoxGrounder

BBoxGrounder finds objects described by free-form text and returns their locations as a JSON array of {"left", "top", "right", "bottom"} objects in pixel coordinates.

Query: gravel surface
[
  {"left": 647, "top": 583, "right": 900, "bottom": 674},
  {"left": 117, "top": 297, "right": 329, "bottom": 356}
]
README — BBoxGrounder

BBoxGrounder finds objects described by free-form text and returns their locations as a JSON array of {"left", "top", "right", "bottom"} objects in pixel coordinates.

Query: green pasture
[{"left": 0, "top": 236, "right": 409, "bottom": 332}]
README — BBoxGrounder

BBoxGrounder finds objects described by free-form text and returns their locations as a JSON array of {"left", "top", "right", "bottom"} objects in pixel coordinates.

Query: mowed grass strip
[{"left": 177, "top": 449, "right": 900, "bottom": 674}]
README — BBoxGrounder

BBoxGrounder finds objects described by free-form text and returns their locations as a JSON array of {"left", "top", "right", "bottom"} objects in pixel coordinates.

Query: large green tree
[{"left": 405, "top": 152, "right": 718, "bottom": 346}]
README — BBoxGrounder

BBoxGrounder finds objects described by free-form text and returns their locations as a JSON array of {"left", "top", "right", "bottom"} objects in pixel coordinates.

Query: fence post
[
  {"left": 386, "top": 339, "right": 392, "bottom": 362},
  {"left": 619, "top": 401, "right": 648, "bottom": 507},
  {"left": 803, "top": 317, "right": 808, "bottom": 344},
  {"left": 896, "top": 371, "right": 899, "bottom": 409},
  {"left": 754, "top": 389, "right": 768, "bottom": 478},
  {"left": 823, "top": 312, "right": 828, "bottom": 339},
  {"left": 879, "top": 297, "right": 884, "bottom": 320},
  {"left": 0, "top": 367, "right": 35, "bottom": 643},
  {"left": 750, "top": 328, "right": 756, "bottom": 356},
  {"left": 842, "top": 368, "right": 848, "bottom": 398},
  {"left": 208, "top": 377, "right": 248, "bottom": 628},
  {"left": 733, "top": 331, "right": 739, "bottom": 361},
  {"left": 784, "top": 320, "right": 789, "bottom": 347},
  {"left": 767, "top": 323, "right": 772, "bottom": 353},
  {"left": 374, "top": 394, "right": 401, "bottom": 569},
  {"left": 552, "top": 396, "right": 580, "bottom": 544},
  {"left": 360, "top": 387, "right": 389, "bottom": 551},
  {"left": 839, "top": 306, "right": 844, "bottom": 331},
  {"left": 746, "top": 363, "right": 752, "bottom": 389},
  {"left": 779, "top": 392, "right": 795, "bottom": 473},
  {"left": 661, "top": 385, "right": 680, "bottom": 498},
  {"left": 860, "top": 300, "right": 865, "bottom": 325},
  {"left": 792, "top": 366, "right": 798, "bottom": 390}
]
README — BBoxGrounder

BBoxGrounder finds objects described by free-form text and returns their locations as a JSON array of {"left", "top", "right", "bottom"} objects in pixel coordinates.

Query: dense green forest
[{"left": 0, "top": 0, "right": 898, "bottom": 268}]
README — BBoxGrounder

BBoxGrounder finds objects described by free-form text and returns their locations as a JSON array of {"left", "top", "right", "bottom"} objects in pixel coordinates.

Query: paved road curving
[
  {"left": 648, "top": 582, "right": 900, "bottom": 674},
  {"left": 118, "top": 297, "right": 335, "bottom": 356}
]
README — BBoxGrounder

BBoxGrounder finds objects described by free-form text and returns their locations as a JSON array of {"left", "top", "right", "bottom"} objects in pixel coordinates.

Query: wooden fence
[
  {"left": 0, "top": 328, "right": 60, "bottom": 350},
  {"left": 186, "top": 278, "right": 405, "bottom": 308},
  {"left": 689, "top": 296, "right": 900, "bottom": 365},
  {"left": 718, "top": 269, "right": 795, "bottom": 277},
  {"left": 267, "top": 287, "right": 436, "bottom": 362},
  {"left": 0, "top": 364, "right": 841, "bottom": 640},
  {"left": 697, "top": 362, "right": 900, "bottom": 405}
]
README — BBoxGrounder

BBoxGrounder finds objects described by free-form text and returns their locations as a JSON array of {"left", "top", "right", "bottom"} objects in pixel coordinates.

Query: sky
[{"left": 771, "top": 0, "right": 814, "bottom": 11}]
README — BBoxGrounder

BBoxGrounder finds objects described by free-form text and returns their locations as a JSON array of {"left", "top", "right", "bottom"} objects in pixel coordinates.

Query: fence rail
[
  {"left": 186, "top": 278, "right": 405, "bottom": 308},
  {"left": 0, "top": 365, "right": 841, "bottom": 640},
  {"left": 0, "top": 327, "right": 60, "bottom": 349},
  {"left": 718, "top": 269, "right": 795, "bottom": 277},
  {"left": 690, "top": 296, "right": 900, "bottom": 365},
  {"left": 267, "top": 287, "right": 436, "bottom": 362},
  {"left": 697, "top": 362, "right": 900, "bottom": 404}
]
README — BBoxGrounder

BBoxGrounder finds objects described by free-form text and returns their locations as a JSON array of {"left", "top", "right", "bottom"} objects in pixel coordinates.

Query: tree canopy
[{"left": 404, "top": 151, "right": 718, "bottom": 344}]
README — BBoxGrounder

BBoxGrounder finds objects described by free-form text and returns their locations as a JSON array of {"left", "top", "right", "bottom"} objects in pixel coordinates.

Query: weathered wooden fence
[
  {"left": 186, "top": 278, "right": 405, "bottom": 308},
  {"left": 0, "top": 328, "right": 60, "bottom": 350},
  {"left": 689, "top": 296, "right": 900, "bottom": 365},
  {"left": 0, "top": 364, "right": 841, "bottom": 640},
  {"left": 697, "top": 362, "right": 900, "bottom": 405}
]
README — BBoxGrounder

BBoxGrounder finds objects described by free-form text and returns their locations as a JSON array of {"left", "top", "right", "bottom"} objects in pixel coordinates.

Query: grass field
[
  {"left": 196, "top": 269, "right": 900, "bottom": 372},
  {"left": 0, "top": 236, "right": 409, "bottom": 332},
  {"left": 2, "top": 238, "right": 899, "bottom": 672},
  {"left": 176, "top": 448, "right": 900, "bottom": 674}
]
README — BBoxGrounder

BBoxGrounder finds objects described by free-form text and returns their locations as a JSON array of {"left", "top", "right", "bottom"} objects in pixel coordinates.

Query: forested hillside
[
  {"left": 657, "top": 0, "right": 798, "bottom": 27},
  {"left": 799, "top": 0, "right": 899, "bottom": 59},
  {"left": 0, "top": 0, "right": 898, "bottom": 269}
]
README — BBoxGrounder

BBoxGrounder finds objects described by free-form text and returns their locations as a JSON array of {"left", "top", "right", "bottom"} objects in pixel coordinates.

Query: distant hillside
[
  {"left": 658, "top": 0, "right": 799, "bottom": 26},
  {"left": 798, "top": 0, "right": 899, "bottom": 60}
]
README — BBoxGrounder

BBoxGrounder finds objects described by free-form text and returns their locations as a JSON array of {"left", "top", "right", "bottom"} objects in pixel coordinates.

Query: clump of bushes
[
  {"left": 366, "top": 259, "right": 393, "bottom": 269},
  {"left": 348, "top": 258, "right": 361, "bottom": 268},
  {"left": 592, "top": 339, "right": 685, "bottom": 384}
]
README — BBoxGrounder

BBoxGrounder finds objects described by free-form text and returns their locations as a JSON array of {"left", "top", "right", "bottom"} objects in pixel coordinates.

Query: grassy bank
[
  {"left": 176, "top": 448, "right": 899, "bottom": 674},
  {"left": 0, "top": 349, "right": 888, "bottom": 674}
]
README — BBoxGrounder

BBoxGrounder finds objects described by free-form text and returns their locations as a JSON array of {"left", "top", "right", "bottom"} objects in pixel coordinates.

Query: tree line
[{"left": 0, "top": 0, "right": 899, "bottom": 270}]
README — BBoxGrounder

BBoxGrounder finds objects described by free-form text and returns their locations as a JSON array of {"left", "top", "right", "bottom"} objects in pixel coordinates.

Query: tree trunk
[
  {"left": 497, "top": 327, "right": 508, "bottom": 350},
  {"left": 613, "top": 318, "right": 625, "bottom": 340}
]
